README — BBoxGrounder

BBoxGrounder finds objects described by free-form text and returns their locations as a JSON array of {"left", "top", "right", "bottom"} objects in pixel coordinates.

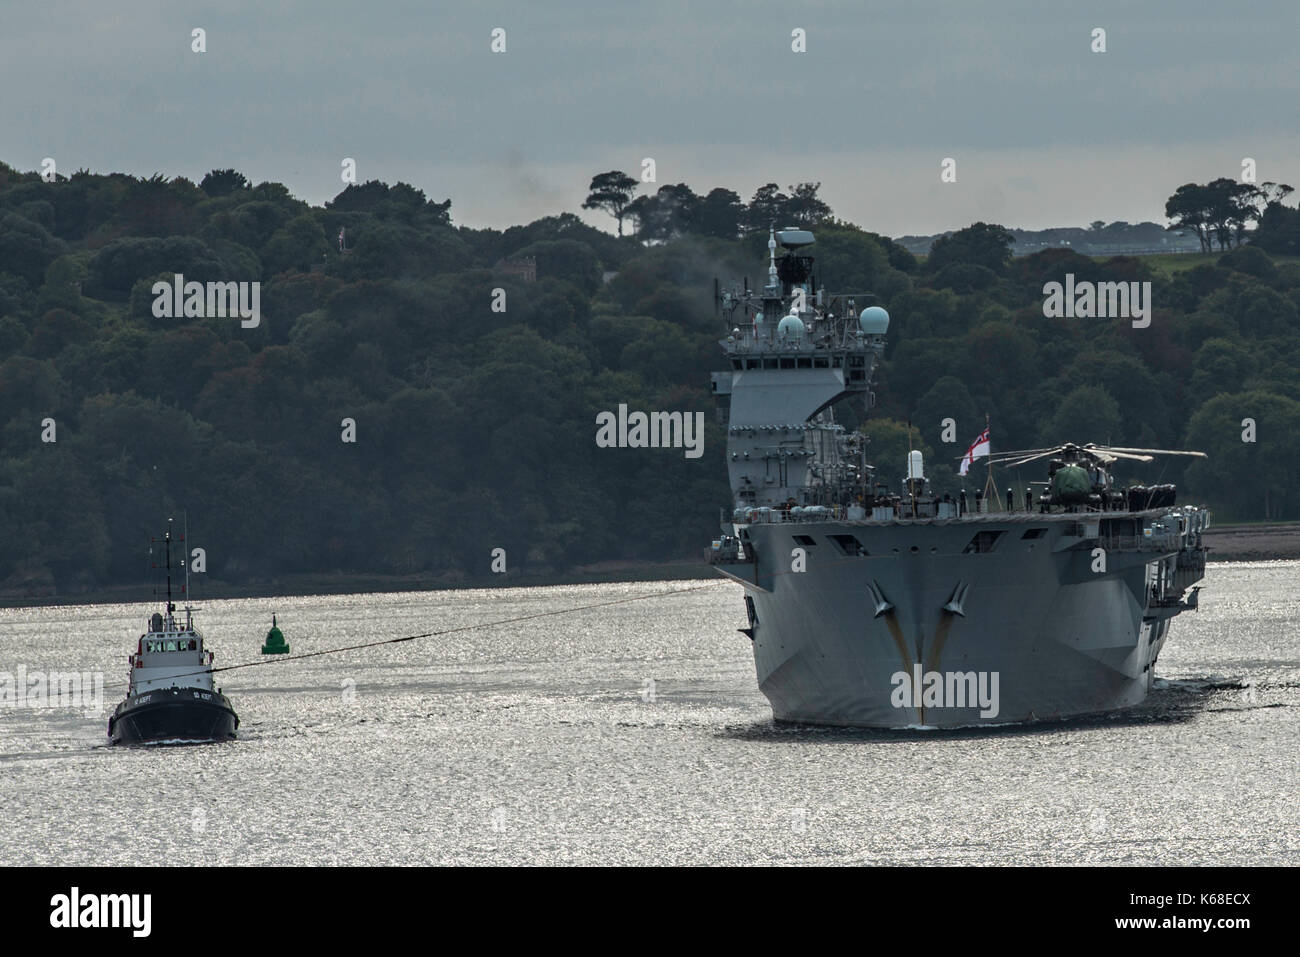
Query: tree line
[
  {"left": 1165, "top": 178, "right": 1295, "bottom": 253},
  {"left": 1, "top": 159, "right": 1298, "bottom": 595},
  {"left": 583, "top": 172, "right": 833, "bottom": 240}
]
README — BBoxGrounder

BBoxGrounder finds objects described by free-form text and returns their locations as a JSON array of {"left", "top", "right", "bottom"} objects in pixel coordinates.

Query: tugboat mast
[{"left": 164, "top": 520, "right": 175, "bottom": 620}]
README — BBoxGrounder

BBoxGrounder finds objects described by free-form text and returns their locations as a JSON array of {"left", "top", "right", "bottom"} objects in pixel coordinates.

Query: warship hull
[
  {"left": 109, "top": 688, "right": 238, "bottom": 745},
  {"left": 718, "top": 513, "right": 1201, "bottom": 728}
]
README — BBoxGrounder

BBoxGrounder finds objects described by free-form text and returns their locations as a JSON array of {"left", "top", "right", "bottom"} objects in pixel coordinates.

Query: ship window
[
  {"left": 962, "top": 531, "right": 1004, "bottom": 553},
  {"left": 166, "top": 640, "right": 176, "bottom": 651},
  {"left": 762, "top": 358, "right": 778, "bottom": 370},
  {"left": 832, "top": 357, "right": 843, "bottom": 368},
  {"left": 779, "top": 358, "right": 795, "bottom": 369},
  {"left": 746, "top": 359, "right": 759, "bottom": 369},
  {"left": 814, "top": 357, "right": 829, "bottom": 368},
  {"left": 792, "top": 535, "right": 817, "bottom": 547},
  {"left": 731, "top": 359, "right": 742, "bottom": 369},
  {"left": 829, "top": 534, "right": 867, "bottom": 556},
  {"left": 797, "top": 358, "right": 812, "bottom": 368},
  {"left": 1021, "top": 528, "right": 1046, "bottom": 539}
]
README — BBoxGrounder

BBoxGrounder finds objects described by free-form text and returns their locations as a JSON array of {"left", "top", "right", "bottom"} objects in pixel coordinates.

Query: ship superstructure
[{"left": 708, "top": 228, "right": 1210, "bottom": 728}]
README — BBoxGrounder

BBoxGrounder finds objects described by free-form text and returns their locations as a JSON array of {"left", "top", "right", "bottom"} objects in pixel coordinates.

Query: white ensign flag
[{"left": 959, "top": 427, "right": 990, "bottom": 476}]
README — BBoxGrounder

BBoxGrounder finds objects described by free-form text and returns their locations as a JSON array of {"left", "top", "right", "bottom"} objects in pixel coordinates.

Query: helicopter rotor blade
[
  {"left": 951, "top": 445, "right": 1054, "bottom": 464},
  {"left": 1088, "top": 445, "right": 1208, "bottom": 459},
  {"left": 1094, "top": 450, "right": 1154, "bottom": 463},
  {"left": 1001, "top": 449, "right": 1064, "bottom": 468}
]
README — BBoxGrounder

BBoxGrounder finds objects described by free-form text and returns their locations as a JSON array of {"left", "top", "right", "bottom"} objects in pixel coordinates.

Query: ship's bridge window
[
  {"left": 762, "top": 358, "right": 778, "bottom": 370},
  {"left": 796, "top": 358, "right": 812, "bottom": 368},
  {"left": 832, "top": 357, "right": 843, "bottom": 368},
  {"left": 1021, "top": 528, "right": 1047, "bottom": 540},
  {"left": 814, "top": 357, "right": 829, "bottom": 368},
  {"left": 779, "top": 358, "right": 795, "bottom": 369},
  {"left": 746, "top": 359, "right": 760, "bottom": 369},
  {"left": 731, "top": 358, "right": 742, "bottom": 369}
]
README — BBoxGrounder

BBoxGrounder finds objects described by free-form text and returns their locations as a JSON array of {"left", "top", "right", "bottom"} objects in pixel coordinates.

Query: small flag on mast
[{"left": 959, "top": 427, "right": 990, "bottom": 476}]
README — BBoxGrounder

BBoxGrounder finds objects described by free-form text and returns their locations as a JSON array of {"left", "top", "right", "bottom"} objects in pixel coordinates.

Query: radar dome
[
  {"left": 777, "top": 313, "right": 805, "bottom": 340},
  {"left": 859, "top": 306, "right": 890, "bottom": 335}
]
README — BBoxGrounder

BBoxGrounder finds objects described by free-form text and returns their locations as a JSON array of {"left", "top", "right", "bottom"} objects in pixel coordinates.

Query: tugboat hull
[{"left": 109, "top": 688, "right": 239, "bottom": 745}]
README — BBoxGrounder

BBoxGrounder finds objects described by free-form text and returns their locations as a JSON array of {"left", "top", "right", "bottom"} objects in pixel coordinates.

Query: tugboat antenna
[{"left": 164, "top": 520, "right": 175, "bottom": 615}]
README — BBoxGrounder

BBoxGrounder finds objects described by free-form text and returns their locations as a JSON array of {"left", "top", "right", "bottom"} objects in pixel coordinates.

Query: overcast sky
[{"left": 4, "top": 1, "right": 1297, "bottom": 236}]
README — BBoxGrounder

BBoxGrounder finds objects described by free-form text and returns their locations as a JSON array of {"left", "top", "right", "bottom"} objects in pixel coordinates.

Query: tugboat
[{"left": 108, "top": 523, "right": 239, "bottom": 745}]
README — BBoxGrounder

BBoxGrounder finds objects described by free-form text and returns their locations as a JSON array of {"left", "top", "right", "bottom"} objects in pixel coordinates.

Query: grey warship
[{"left": 707, "top": 227, "right": 1210, "bottom": 728}]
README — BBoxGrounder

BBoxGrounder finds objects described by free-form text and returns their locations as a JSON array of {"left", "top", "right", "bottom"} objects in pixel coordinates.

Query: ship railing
[
  {"left": 1098, "top": 533, "right": 1187, "bottom": 552},
  {"left": 732, "top": 506, "right": 849, "bottom": 524}
]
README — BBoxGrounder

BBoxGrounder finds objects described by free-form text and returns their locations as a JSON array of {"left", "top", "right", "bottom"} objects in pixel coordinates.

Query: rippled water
[{"left": 2, "top": 564, "right": 1298, "bottom": 865}]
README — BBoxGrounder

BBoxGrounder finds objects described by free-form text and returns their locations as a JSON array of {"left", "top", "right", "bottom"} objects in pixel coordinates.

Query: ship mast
[
  {"left": 981, "top": 413, "right": 1001, "bottom": 511},
  {"left": 164, "top": 520, "right": 175, "bottom": 620}
]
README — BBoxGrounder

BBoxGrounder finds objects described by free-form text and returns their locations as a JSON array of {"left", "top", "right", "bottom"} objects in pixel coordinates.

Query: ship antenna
[
  {"left": 906, "top": 420, "right": 918, "bottom": 518},
  {"left": 767, "top": 224, "right": 778, "bottom": 291},
  {"left": 164, "top": 519, "right": 175, "bottom": 616},
  {"left": 183, "top": 510, "right": 192, "bottom": 629}
]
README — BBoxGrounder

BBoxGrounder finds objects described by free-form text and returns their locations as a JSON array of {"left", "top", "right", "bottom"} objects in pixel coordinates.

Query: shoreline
[
  {"left": 0, "top": 562, "right": 719, "bottom": 609},
  {"left": 1200, "top": 521, "right": 1300, "bottom": 563},
  {"left": 3, "top": 522, "right": 1297, "bottom": 609}
]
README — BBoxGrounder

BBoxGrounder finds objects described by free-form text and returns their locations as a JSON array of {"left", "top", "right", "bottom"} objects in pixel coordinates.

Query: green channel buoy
[{"left": 261, "top": 614, "right": 290, "bottom": 655}]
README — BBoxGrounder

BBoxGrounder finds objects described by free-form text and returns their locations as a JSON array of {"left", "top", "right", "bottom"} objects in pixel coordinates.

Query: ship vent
[
  {"left": 829, "top": 534, "right": 867, "bottom": 556},
  {"left": 792, "top": 535, "right": 817, "bottom": 547},
  {"left": 1021, "top": 528, "right": 1047, "bottom": 539},
  {"left": 962, "top": 530, "right": 1004, "bottom": 554}
]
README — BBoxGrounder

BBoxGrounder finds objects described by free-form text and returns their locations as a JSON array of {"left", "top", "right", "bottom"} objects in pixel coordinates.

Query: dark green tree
[
  {"left": 199, "top": 169, "right": 251, "bottom": 197},
  {"left": 582, "top": 171, "right": 639, "bottom": 236},
  {"left": 927, "top": 222, "right": 1016, "bottom": 274}
]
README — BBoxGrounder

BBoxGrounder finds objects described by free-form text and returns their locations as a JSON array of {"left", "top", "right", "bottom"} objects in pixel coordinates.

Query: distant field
[
  {"left": 1120, "top": 251, "right": 1300, "bottom": 277},
  {"left": 1203, "top": 522, "right": 1300, "bottom": 561},
  {"left": 911, "top": 250, "right": 1300, "bottom": 277}
]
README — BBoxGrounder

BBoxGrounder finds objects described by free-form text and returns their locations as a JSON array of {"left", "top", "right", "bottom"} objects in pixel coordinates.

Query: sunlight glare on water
[{"left": 1, "top": 565, "right": 1297, "bottom": 865}]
